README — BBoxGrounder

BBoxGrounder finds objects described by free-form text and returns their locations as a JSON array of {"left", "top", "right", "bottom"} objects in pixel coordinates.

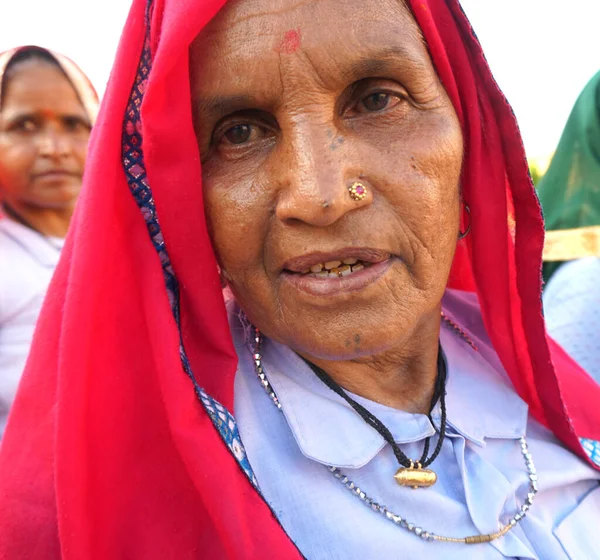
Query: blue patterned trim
[
  {"left": 120, "top": 0, "right": 257, "bottom": 489},
  {"left": 581, "top": 438, "right": 600, "bottom": 467}
]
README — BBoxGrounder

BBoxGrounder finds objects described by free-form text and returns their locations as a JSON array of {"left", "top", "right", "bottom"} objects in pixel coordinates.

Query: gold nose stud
[{"left": 348, "top": 182, "right": 367, "bottom": 201}]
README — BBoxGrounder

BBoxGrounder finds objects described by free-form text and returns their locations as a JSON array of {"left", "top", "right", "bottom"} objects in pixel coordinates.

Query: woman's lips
[
  {"left": 34, "top": 170, "right": 78, "bottom": 180},
  {"left": 281, "top": 258, "right": 393, "bottom": 297},
  {"left": 282, "top": 248, "right": 391, "bottom": 273}
]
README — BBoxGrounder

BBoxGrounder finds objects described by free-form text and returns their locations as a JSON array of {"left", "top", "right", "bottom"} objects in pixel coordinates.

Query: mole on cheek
[
  {"left": 329, "top": 137, "right": 344, "bottom": 151},
  {"left": 354, "top": 334, "right": 361, "bottom": 346},
  {"left": 276, "top": 29, "right": 302, "bottom": 54}
]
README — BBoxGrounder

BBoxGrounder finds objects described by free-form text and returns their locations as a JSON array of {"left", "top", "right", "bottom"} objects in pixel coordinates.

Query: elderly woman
[
  {"left": 0, "top": 0, "right": 598, "bottom": 558},
  {"left": 0, "top": 46, "right": 97, "bottom": 438}
]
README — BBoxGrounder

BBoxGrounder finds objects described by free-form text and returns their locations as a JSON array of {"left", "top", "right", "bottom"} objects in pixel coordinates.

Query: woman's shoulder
[
  {"left": 542, "top": 258, "right": 600, "bottom": 382},
  {"left": 0, "top": 219, "right": 36, "bottom": 260},
  {"left": 553, "top": 256, "right": 600, "bottom": 278},
  {"left": 0, "top": 220, "right": 57, "bottom": 320},
  {"left": 0, "top": 219, "right": 62, "bottom": 269},
  {"left": 0, "top": 221, "right": 26, "bottom": 275},
  {"left": 0, "top": 218, "right": 21, "bottom": 246},
  {"left": 545, "top": 258, "right": 600, "bottom": 297},
  {"left": 0, "top": 221, "right": 39, "bottom": 274},
  {"left": 543, "top": 257, "right": 600, "bottom": 313}
]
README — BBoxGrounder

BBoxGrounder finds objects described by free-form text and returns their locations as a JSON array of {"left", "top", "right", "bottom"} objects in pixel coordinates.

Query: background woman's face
[
  {"left": 191, "top": 0, "right": 464, "bottom": 360},
  {"left": 0, "top": 60, "right": 91, "bottom": 210}
]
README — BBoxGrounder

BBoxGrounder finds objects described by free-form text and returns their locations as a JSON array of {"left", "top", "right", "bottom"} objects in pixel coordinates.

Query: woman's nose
[
  {"left": 37, "top": 127, "right": 70, "bottom": 158},
  {"left": 274, "top": 128, "right": 372, "bottom": 227}
]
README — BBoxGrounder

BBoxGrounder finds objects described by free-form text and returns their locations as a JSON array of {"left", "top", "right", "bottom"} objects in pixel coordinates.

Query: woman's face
[
  {"left": 0, "top": 60, "right": 91, "bottom": 210},
  {"left": 191, "top": 0, "right": 464, "bottom": 360}
]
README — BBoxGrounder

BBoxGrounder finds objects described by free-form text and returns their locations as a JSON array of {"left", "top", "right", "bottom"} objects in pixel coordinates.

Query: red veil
[{"left": 0, "top": 1, "right": 598, "bottom": 558}]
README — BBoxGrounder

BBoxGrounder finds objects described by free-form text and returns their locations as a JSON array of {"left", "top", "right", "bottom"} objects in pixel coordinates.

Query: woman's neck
[
  {"left": 300, "top": 310, "right": 442, "bottom": 414},
  {"left": 3, "top": 201, "right": 72, "bottom": 238}
]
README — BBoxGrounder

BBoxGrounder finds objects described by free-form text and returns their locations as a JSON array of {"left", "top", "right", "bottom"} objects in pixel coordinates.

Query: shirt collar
[
  {"left": 0, "top": 218, "right": 64, "bottom": 267},
  {"left": 441, "top": 326, "right": 528, "bottom": 444},
  {"left": 243, "top": 313, "right": 528, "bottom": 469}
]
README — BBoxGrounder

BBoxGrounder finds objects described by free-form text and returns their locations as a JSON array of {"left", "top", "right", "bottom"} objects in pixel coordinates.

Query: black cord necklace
[{"left": 304, "top": 343, "right": 448, "bottom": 489}]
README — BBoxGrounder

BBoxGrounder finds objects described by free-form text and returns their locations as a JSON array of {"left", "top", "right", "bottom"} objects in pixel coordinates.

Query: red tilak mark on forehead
[
  {"left": 39, "top": 109, "right": 58, "bottom": 119},
  {"left": 276, "top": 29, "right": 302, "bottom": 54}
]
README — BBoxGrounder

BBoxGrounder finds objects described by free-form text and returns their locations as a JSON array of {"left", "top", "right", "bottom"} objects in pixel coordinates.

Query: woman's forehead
[
  {"left": 1, "top": 64, "right": 85, "bottom": 117},
  {"left": 196, "top": 0, "right": 417, "bottom": 51},
  {"left": 191, "top": 0, "right": 427, "bottom": 97}
]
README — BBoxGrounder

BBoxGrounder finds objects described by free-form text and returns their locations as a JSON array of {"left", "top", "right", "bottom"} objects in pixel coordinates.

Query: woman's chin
[
  {"left": 277, "top": 322, "right": 404, "bottom": 363},
  {"left": 26, "top": 189, "right": 80, "bottom": 210}
]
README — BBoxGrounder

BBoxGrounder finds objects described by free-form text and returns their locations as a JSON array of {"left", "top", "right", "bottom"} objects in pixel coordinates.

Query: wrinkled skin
[
  {"left": 0, "top": 60, "right": 91, "bottom": 237},
  {"left": 190, "top": 0, "right": 464, "bottom": 411}
]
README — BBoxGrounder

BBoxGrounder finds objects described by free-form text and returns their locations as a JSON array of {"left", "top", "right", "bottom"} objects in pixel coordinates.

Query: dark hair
[{"left": 1, "top": 47, "right": 65, "bottom": 107}]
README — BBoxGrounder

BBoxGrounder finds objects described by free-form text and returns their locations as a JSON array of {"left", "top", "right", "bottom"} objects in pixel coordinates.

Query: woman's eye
[
  {"left": 15, "top": 119, "right": 37, "bottom": 132},
  {"left": 63, "top": 117, "right": 91, "bottom": 133},
  {"left": 206, "top": 115, "right": 276, "bottom": 160},
  {"left": 223, "top": 124, "right": 254, "bottom": 145},
  {"left": 210, "top": 111, "right": 277, "bottom": 154},
  {"left": 360, "top": 92, "right": 395, "bottom": 113}
]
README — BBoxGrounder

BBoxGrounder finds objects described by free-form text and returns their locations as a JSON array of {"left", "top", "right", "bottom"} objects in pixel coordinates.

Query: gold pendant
[{"left": 394, "top": 461, "right": 437, "bottom": 489}]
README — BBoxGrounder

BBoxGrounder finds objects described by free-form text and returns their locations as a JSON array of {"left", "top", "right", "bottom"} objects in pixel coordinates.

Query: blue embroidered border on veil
[{"left": 120, "top": 0, "right": 258, "bottom": 489}]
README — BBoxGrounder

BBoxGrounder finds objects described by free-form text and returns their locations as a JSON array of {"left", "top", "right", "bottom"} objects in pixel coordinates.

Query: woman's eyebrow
[
  {"left": 191, "top": 45, "right": 429, "bottom": 121},
  {"left": 340, "top": 45, "right": 428, "bottom": 81},
  {"left": 1, "top": 109, "right": 87, "bottom": 122},
  {"left": 0, "top": 110, "right": 37, "bottom": 124},
  {"left": 193, "top": 94, "right": 258, "bottom": 120}
]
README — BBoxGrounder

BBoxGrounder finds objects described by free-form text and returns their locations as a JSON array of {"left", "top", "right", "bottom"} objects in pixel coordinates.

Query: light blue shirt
[
  {"left": 543, "top": 257, "right": 600, "bottom": 384},
  {"left": 233, "top": 290, "right": 600, "bottom": 559}
]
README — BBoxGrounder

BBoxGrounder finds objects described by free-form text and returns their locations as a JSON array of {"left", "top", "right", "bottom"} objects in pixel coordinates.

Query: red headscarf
[{"left": 0, "top": 1, "right": 598, "bottom": 558}]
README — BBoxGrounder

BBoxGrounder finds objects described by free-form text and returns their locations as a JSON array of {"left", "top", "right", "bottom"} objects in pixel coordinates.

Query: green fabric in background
[{"left": 538, "top": 70, "right": 600, "bottom": 283}]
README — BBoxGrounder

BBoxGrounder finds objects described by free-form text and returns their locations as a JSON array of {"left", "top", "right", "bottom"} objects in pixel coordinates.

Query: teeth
[
  {"left": 299, "top": 260, "right": 369, "bottom": 276},
  {"left": 330, "top": 266, "right": 351, "bottom": 277}
]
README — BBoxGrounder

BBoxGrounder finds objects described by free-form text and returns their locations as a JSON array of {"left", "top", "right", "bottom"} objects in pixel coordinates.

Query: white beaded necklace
[{"left": 250, "top": 326, "right": 539, "bottom": 545}]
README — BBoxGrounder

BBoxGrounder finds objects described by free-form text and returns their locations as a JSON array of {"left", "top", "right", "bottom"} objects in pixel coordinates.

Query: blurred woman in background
[
  {"left": 540, "top": 70, "right": 600, "bottom": 383},
  {"left": 0, "top": 46, "right": 98, "bottom": 438}
]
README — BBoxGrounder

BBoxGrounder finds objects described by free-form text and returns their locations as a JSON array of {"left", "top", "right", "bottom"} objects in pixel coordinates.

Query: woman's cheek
[
  {"left": 0, "top": 145, "right": 32, "bottom": 194},
  {"left": 204, "top": 180, "right": 267, "bottom": 276},
  {"left": 75, "top": 136, "right": 91, "bottom": 167}
]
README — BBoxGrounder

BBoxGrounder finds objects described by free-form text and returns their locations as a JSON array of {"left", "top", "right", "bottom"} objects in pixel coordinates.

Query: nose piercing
[{"left": 348, "top": 182, "right": 367, "bottom": 201}]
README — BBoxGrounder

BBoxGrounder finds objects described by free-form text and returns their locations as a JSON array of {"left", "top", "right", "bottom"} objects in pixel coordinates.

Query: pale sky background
[{"left": 1, "top": 1, "right": 599, "bottom": 166}]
